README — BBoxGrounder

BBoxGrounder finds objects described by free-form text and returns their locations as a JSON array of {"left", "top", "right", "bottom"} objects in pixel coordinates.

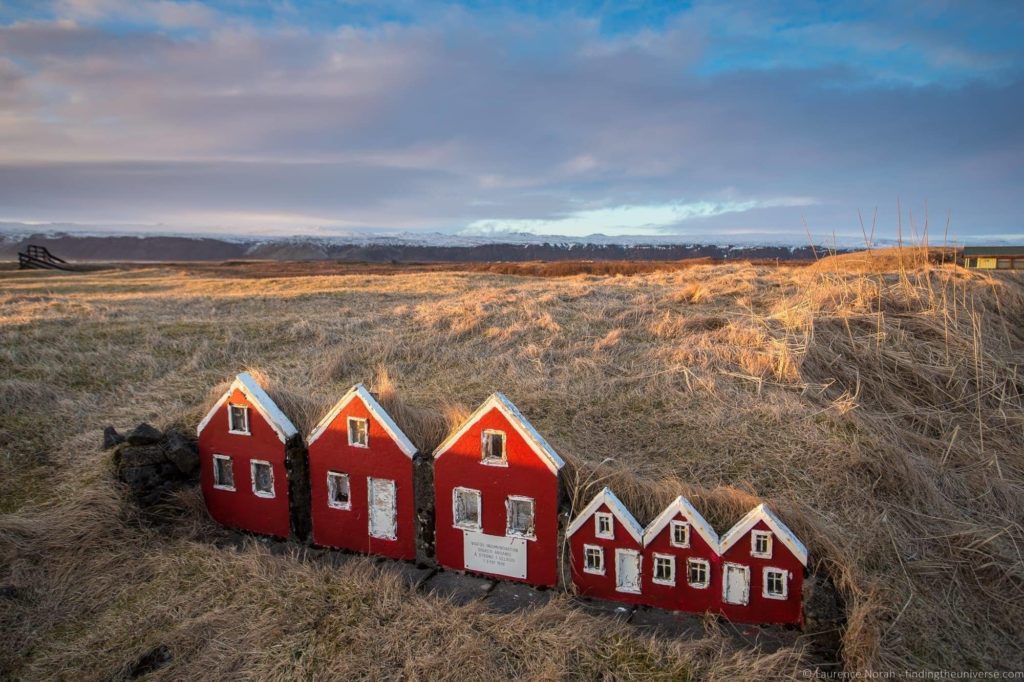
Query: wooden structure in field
[
  {"left": 18, "top": 244, "right": 76, "bottom": 271},
  {"left": 961, "top": 246, "right": 1024, "bottom": 270}
]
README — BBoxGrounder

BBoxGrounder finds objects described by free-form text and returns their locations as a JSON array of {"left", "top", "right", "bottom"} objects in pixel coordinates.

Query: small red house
[
  {"left": 306, "top": 384, "right": 418, "bottom": 560},
  {"left": 432, "top": 393, "right": 565, "bottom": 587},
  {"left": 197, "top": 372, "right": 299, "bottom": 539},
  {"left": 640, "top": 496, "right": 721, "bottom": 613},
  {"left": 717, "top": 504, "right": 808, "bottom": 625},
  {"left": 566, "top": 487, "right": 645, "bottom": 603}
]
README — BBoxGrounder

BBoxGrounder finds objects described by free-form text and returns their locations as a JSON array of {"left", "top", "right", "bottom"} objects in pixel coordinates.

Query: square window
[
  {"left": 687, "top": 558, "right": 709, "bottom": 588},
  {"left": 250, "top": 460, "right": 274, "bottom": 498},
  {"left": 228, "top": 404, "right": 249, "bottom": 434},
  {"left": 595, "top": 512, "right": 614, "bottom": 539},
  {"left": 481, "top": 430, "right": 506, "bottom": 464},
  {"left": 670, "top": 520, "right": 690, "bottom": 548},
  {"left": 506, "top": 496, "right": 535, "bottom": 538},
  {"left": 212, "top": 454, "right": 235, "bottom": 490},
  {"left": 327, "top": 471, "right": 351, "bottom": 509},
  {"left": 763, "top": 567, "right": 788, "bottom": 599},
  {"left": 453, "top": 487, "right": 481, "bottom": 530},
  {"left": 751, "top": 531, "right": 773, "bottom": 559},
  {"left": 583, "top": 545, "right": 604, "bottom": 574},
  {"left": 653, "top": 554, "right": 675, "bottom": 585},
  {"left": 348, "top": 417, "right": 368, "bottom": 447}
]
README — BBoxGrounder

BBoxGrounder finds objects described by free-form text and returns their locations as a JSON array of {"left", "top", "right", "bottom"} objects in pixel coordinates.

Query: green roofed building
[{"left": 961, "top": 246, "right": 1024, "bottom": 270}]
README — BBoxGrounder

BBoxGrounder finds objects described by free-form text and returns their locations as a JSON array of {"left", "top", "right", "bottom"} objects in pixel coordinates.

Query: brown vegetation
[{"left": 1, "top": 251, "right": 1022, "bottom": 678}]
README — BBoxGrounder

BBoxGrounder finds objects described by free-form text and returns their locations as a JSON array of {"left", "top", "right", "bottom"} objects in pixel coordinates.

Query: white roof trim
[
  {"left": 196, "top": 372, "right": 298, "bottom": 444},
  {"left": 432, "top": 392, "right": 565, "bottom": 475},
  {"left": 718, "top": 503, "right": 809, "bottom": 567},
  {"left": 566, "top": 487, "right": 644, "bottom": 545},
  {"left": 306, "top": 383, "right": 417, "bottom": 458},
  {"left": 642, "top": 496, "right": 721, "bottom": 552}
]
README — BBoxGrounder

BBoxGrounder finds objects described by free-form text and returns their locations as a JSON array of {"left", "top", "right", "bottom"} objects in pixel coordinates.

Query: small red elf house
[
  {"left": 306, "top": 384, "right": 418, "bottom": 560},
  {"left": 566, "top": 487, "right": 645, "bottom": 603},
  {"left": 197, "top": 372, "right": 300, "bottom": 539},
  {"left": 432, "top": 393, "right": 565, "bottom": 587},
  {"left": 717, "top": 503, "right": 808, "bottom": 625},
  {"left": 640, "top": 496, "right": 721, "bottom": 613}
]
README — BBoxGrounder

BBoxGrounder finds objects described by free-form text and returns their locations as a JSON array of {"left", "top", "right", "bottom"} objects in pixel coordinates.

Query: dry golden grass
[{"left": 1, "top": 252, "right": 1022, "bottom": 678}]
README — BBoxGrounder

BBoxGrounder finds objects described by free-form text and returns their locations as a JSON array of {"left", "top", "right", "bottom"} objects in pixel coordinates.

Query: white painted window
[
  {"left": 228, "top": 404, "right": 249, "bottom": 434},
  {"left": 368, "top": 477, "right": 397, "bottom": 540},
  {"left": 763, "top": 567, "right": 788, "bottom": 599},
  {"left": 583, "top": 544, "right": 605, "bottom": 574},
  {"left": 594, "top": 512, "right": 614, "bottom": 539},
  {"left": 348, "top": 417, "right": 369, "bottom": 447},
  {"left": 751, "top": 531, "right": 773, "bottom": 559},
  {"left": 615, "top": 549, "right": 642, "bottom": 594},
  {"left": 652, "top": 554, "right": 675, "bottom": 586},
  {"left": 453, "top": 487, "right": 482, "bottom": 530},
  {"left": 327, "top": 471, "right": 351, "bottom": 509},
  {"left": 250, "top": 460, "right": 275, "bottom": 498},
  {"left": 212, "top": 454, "right": 235, "bottom": 491},
  {"left": 670, "top": 520, "right": 690, "bottom": 548},
  {"left": 687, "top": 558, "right": 709, "bottom": 588},
  {"left": 481, "top": 429, "right": 506, "bottom": 465},
  {"left": 505, "top": 495, "right": 535, "bottom": 539},
  {"left": 723, "top": 563, "right": 751, "bottom": 605}
]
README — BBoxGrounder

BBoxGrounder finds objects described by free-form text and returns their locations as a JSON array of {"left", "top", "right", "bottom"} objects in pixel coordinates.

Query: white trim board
[
  {"left": 196, "top": 372, "right": 298, "bottom": 444},
  {"left": 306, "top": 383, "right": 417, "bottom": 458},
  {"left": 718, "top": 503, "right": 808, "bottom": 567},
  {"left": 642, "top": 495, "right": 721, "bottom": 552},
  {"left": 566, "top": 487, "right": 644, "bottom": 545},
  {"left": 432, "top": 392, "right": 565, "bottom": 476}
]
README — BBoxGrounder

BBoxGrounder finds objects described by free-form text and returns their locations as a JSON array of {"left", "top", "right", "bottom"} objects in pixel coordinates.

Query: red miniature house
[
  {"left": 640, "top": 496, "right": 721, "bottom": 613},
  {"left": 432, "top": 393, "right": 565, "bottom": 587},
  {"left": 197, "top": 372, "right": 300, "bottom": 539},
  {"left": 717, "top": 504, "right": 808, "bottom": 625},
  {"left": 566, "top": 487, "right": 646, "bottom": 603},
  {"left": 306, "top": 384, "right": 418, "bottom": 560}
]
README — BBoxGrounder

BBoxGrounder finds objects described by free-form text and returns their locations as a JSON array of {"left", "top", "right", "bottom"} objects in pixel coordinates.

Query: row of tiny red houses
[{"left": 197, "top": 372, "right": 808, "bottom": 625}]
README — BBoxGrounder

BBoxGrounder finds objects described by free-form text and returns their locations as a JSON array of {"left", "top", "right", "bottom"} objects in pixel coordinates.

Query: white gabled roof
[
  {"left": 718, "top": 503, "right": 809, "bottom": 567},
  {"left": 432, "top": 392, "right": 565, "bottom": 475},
  {"left": 642, "top": 496, "right": 721, "bottom": 551},
  {"left": 306, "top": 383, "right": 417, "bottom": 458},
  {"left": 196, "top": 372, "right": 299, "bottom": 444},
  {"left": 566, "top": 487, "right": 644, "bottom": 545}
]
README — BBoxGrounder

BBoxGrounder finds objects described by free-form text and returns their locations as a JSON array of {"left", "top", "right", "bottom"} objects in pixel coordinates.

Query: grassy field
[{"left": 1, "top": 251, "right": 1022, "bottom": 679}]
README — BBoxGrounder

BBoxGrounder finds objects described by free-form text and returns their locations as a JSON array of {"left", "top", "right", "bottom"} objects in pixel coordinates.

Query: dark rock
[
  {"left": 423, "top": 571, "right": 494, "bottom": 606},
  {"left": 485, "top": 581, "right": 553, "bottom": 613},
  {"left": 413, "top": 453, "right": 436, "bottom": 566},
  {"left": 126, "top": 422, "right": 163, "bottom": 445},
  {"left": 573, "top": 596, "right": 635, "bottom": 621},
  {"left": 118, "top": 444, "right": 168, "bottom": 468},
  {"left": 129, "top": 645, "right": 172, "bottom": 678},
  {"left": 0, "top": 585, "right": 19, "bottom": 600},
  {"left": 383, "top": 561, "right": 436, "bottom": 590},
  {"left": 284, "top": 434, "right": 311, "bottom": 543},
  {"left": 164, "top": 431, "right": 199, "bottom": 475},
  {"left": 630, "top": 606, "right": 705, "bottom": 638},
  {"left": 121, "top": 464, "right": 162, "bottom": 488},
  {"left": 102, "top": 426, "right": 125, "bottom": 449}
]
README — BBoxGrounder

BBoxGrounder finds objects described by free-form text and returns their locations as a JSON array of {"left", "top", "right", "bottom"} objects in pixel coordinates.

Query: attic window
[
  {"left": 506, "top": 495, "right": 535, "bottom": 539},
  {"left": 228, "top": 404, "right": 249, "bottom": 434},
  {"left": 348, "top": 417, "right": 369, "bottom": 448},
  {"left": 327, "top": 471, "right": 351, "bottom": 509},
  {"left": 687, "top": 558, "right": 709, "bottom": 588},
  {"left": 653, "top": 554, "right": 676, "bottom": 586},
  {"left": 481, "top": 430, "right": 506, "bottom": 465},
  {"left": 250, "top": 460, "right": 275, "bottom": 498},
  {"left": 670, "top": 520, "right": 690, "bottom": 548},
  {"left": 453, "top": 487, "right": 482, "bottom": 530},
  {"left": 763, "top": 567, "right": 788, "bottom": 599},
  {"left": 594, "top": 512, "right": 614, "bottom": 539},
  {"left": 583, "top": 544, "right": 605, "bottom": 574},
  {"left": 212, "top": 454, "right": 235, "bottom": 491},
  {"left": 751, "top": 531, "right": 773, "bottom": 559}
]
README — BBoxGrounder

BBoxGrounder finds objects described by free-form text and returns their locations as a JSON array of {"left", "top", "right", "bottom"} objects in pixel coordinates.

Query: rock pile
[{"left": 106, "top": 423, "right": 199, "bottom": 506}]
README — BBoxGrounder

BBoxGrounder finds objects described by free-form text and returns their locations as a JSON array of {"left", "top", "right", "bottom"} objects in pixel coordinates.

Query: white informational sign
[{"left": 463, "top": 531, "right": 528, "bottom": 579}]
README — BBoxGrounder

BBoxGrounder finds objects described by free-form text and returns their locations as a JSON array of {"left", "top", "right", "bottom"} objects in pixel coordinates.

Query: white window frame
[
  {"left": 480, "top": 429, "right": 507, "bottom": 466},
  {"left": 751, "top": 530, "right": 773, "bottom": 559},
  {"left": 326, "top": 471, "right": 351, "bottom": 510},
  {"left": 762, "top": 567, "right": 789, "bottom": 600},
  {"left": 652, "top": 553, "right": 676, "bottom": 586},
  {"left": 670, "top": 520, "right": 691, "bottom": 548},
  {"left": 614, "top": 548, "right": 642, "bottom": 594},
  {"left": 687, "top": 558, "right": 710, "bottom": 589},
  {"left": 250, "top": 459, "right": 275, "bottom": 498},
  {"left": 227, "top": 404, "right": 250, "bottom": 435},
  {"left": 594, "top": 512, "right": 614, "bottom": 540},
  {"left": 452, "top": 486, "right": 482, "bottom": 531},
  {"left": 583, "top": 544, "right": 605, "bottom": 575},
  {"left": 347, "top": 417, "right": 369, "bottom": 448},
  {"left": 723, "top": 562, "right": 751, "bottom": 606},
  {"left": 505, "top": 495, "right": 536, "bottom": 540},
  {"left": 212, "top": 454, "right": 236, "bottom": 491}
]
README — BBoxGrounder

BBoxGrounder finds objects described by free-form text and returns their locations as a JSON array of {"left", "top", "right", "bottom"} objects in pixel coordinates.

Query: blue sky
[{"left": 0, "top": 0, "right": 1021, "bottom": 242}]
